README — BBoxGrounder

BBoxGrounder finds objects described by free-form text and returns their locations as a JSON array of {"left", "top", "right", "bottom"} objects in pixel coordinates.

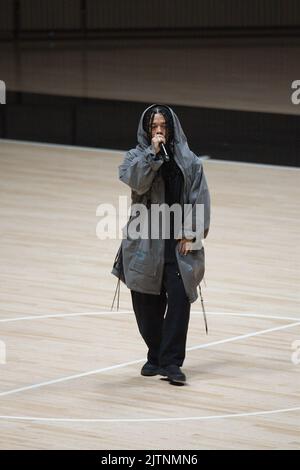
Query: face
[{"left": 150, "top": 113, "right": 168, "bottom": 142}]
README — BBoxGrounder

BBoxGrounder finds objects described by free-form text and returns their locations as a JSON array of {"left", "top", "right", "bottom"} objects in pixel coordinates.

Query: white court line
[
  {"left": 187, "top": 321, "right": 300, "bottom": 352},
  {"left": 205, "top": 157, "right": 300, "bottom": 171},
  {"left": 207, "top": 287, "right": 300, "bottom": 303},
  {"left": 1, "top": 310, "right": 300, "bottom": 323},
  {"left": 0, "top": 310, "right": 132, "bottom": 323},
  {"left": 0, "top": 311, "right": 299, "bottom": 423},
  {"left": 0, "top": 319, "right": 299, "bottom": 399},
  {"left": 0, "top": 405, "right": 300, "bottom": 423},
  {"left": 0, "top": 138, "right": 125, "bottom": 156},
  {"left": 1, "top": 138, "right": 298, "bottom": 170}
]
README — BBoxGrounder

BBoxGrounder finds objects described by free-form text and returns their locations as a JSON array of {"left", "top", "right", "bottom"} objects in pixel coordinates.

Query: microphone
[{"left": 159, "top": 142, "right": 170, "bottom": 162}]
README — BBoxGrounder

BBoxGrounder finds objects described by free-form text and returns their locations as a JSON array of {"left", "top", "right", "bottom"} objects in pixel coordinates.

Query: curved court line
[
  {"left": 1, "top": 310, "right": 300, "bottom": 323},
  {"left": 0, "top": 311, "right": 299, "bottom": 423},
  {"left": 0, "top": 405, "right": 300, "bottom": 423},
  {"left": 0, "top": 319, "right": 299, "bottom": 399}
]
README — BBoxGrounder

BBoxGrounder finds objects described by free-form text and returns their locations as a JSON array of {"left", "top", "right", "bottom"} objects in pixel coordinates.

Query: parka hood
[
  {"left": 136, "top": 104, "right": 198, "bottom": 172},
  {"left": 137, "top": 103, "right": 188, "bottom": 148}
]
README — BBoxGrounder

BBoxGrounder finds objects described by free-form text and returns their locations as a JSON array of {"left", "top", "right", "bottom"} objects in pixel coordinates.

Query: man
[{"left": 111, "top": 104, "right": 210, "bottom": 385}]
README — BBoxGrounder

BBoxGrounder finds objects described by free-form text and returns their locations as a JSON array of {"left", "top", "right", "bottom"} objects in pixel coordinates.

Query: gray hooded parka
[{"left": 111, "top": 104, "right": 210, "bottom": 305}]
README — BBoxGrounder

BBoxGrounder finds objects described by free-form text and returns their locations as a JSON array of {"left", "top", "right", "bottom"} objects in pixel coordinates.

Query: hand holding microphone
[{"left": 151, "top": 133, "right": 170, "bottom": 162}]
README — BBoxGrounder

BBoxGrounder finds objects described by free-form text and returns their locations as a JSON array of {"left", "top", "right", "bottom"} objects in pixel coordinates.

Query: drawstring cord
[
  {"left": 198, "top": 284, "right": 208, "bottom": 335},
  {"left": 111, "top": 276, "right": 121, "bottom": 311},
  {"left": 111, "top": 277, "right": 207, "bottom": 330},
  {"left": 110, "top": 254, "right": 207, "bottom": 333}
]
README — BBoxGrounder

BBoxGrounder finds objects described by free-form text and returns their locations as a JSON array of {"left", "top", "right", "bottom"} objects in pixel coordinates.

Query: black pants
[{"left": 130, "top": 260, "right": 191, "bottom": 367}]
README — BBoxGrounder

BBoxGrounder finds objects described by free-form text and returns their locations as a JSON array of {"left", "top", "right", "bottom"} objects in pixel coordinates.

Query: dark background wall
[
  {"left": 1, "top": 92, "right": 299, "bottom": 167},
  {"left": 0, "top": 1, "right": 299, "bottom": 167},
  {"left": 0, "top": 0, "right": 300, "bottom": 40}
]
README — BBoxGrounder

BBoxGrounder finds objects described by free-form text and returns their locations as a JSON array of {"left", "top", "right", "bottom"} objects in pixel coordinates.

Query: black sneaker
[
  {"left": 141, "top": 361, "right": 160, "bottom": 376},
  {"left": 159, "top": 364, "right": 186, "bottom": 385}
]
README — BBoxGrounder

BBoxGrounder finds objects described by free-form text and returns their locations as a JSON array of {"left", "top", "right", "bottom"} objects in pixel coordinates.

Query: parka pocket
[{"left": 130, "top": 258, "right": 157, "bottom": 277}]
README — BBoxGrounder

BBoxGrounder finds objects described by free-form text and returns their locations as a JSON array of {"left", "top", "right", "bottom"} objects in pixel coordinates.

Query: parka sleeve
[
  {"left": 119, "top": 145, "right": 164, "bottom": 195},
  {"left": 178, "top": 156, "right": 211, "bottom": 243}
]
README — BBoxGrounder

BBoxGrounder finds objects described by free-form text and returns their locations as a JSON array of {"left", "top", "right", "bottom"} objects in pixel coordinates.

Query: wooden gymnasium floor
[{"left": 0, "top": 139, "right": 299, "bottom": 450}]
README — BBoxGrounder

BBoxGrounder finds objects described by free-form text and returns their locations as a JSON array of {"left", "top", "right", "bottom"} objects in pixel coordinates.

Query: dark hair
[{"left": 142, "top": 105, "right": 174, "bottom": 145}]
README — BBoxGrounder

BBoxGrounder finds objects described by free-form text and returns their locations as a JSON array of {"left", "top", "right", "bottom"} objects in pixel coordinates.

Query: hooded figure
[
  {"left": 111, "top": 103, "right": 211, "bottom": 384},
  {"left": 111, "top": 103, "right": 210, "bottom": 304}
]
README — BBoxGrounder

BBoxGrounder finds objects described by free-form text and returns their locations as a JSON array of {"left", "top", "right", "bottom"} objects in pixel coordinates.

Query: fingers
[
  {"left": 178, "top": 239, "right": 191, "bottom": 256},
  {"left": 153, "top": 134, "right": 166, "bottom": 144},
  {"left": 151, "top": 134, "right": 166, "bottom": 154}
]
